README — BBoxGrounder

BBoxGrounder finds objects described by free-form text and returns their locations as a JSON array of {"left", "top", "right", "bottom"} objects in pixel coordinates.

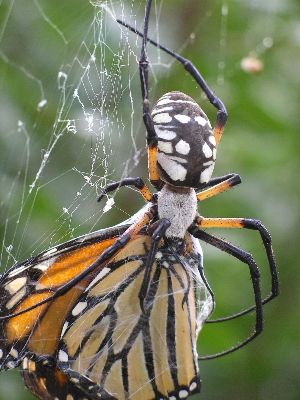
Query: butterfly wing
[
  {"left": 0, "top": 224, "right": 129, "bottom": 371},
  {"left": 55, "top": 234, "right": 210, "bottom": 400},
  {"left": 0, "top": 220, "right": 212, "bottom": 400},
  {"left": 20, "top": 355, "right": 94, "bottom": 400}
]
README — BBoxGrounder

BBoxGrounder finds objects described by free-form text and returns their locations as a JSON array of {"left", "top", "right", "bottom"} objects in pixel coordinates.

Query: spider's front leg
[
  {"left": 139, "top": 0, "right": 162, "bottom": 190},
  {"left": 139, "top": 218, "right": 171, "bottom": 312},
  {"left": 98, "top": 177, "right": 153, "bottom": 203},
  {"left": 117, "top": 16, "right": 228, "bottom": 145},
  {"left": 196, "top": 173, "right": 241, "bottom": 201}
]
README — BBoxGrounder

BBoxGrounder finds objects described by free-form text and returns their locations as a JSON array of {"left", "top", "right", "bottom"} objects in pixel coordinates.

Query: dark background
[{"left": 0, "top": 1, "right": 299, "bottom": 399}]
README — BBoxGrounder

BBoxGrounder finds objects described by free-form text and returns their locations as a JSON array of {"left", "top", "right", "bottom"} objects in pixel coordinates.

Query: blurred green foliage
[{"left": 0, "top": 0, "right": 299, "bottom": 399}]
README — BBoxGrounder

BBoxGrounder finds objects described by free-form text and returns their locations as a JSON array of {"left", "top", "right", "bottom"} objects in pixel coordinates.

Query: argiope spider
[{"left": 108, "top": 0, "right": 279, "bottom": 358}]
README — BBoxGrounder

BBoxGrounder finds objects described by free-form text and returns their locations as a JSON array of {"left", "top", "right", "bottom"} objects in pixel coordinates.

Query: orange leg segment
[
  {"left": 192, "top": 214, "right": 278, "bottom": 325},
  {"left": 148, "top": 145, "right": 160, "bottom": 182},
  {"left": 213, "top": 109, "right": 227, "bottom": 145},
  {"left": 197, "top": 174, "right": 241, "bottom": 201},
  {"left": 196, "top": 217, "right": 245, "bottom": 229},
  {"left": 213, "top": 124, "right": 224, "bottom": 146},
  {"left": 98, "top": 177, "right": 152, "bottom": 203},
  {"left": 139, "top": 184, "right": 153, "bottom": 202}
]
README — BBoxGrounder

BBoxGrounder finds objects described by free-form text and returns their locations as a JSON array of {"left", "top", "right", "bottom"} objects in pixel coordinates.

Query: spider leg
[
  {"left": 197, "top": 253, "right": 216, "bottom": 315},
  {"left": 196, "top": 173, "right": 241, "bottom": 201},
  {"left": 189, "top": 227, "right": 263, "bottom": 359},
  {"left": 139, "top": 0, "right": 161, "bottom": 189},
  {"left": 117, "top": 17, "right": 227, "bottom": 145},
  {"left": 0, "top": 206, "right": 156, "bottom": 321},
  {"left": 168, "top": 248, "right": 192, "bottom": 309},
  {"left": 97, "top": 177, "right": 153, "bottom": 203},
  {"left": 194, "top": 216, "right": 278, "bottom": 321},
  {"left": 138, "top": 218, "right": 171, "bottom": 312},
  {"left": 197, "top": 173, "right": 241, "bottom": 190}
]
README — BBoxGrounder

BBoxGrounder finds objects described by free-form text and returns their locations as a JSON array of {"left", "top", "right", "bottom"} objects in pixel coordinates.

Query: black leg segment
[
  {"left": 139, "top": 218, "right": 171, "bottom": 312},
  {"left": 117, "top": 18, "right": 227, "bottom": 121},
  {"left": 139, "top": 0, "right": 158, "bottom": 147},
  {"left": 98, "top": 177, "right": 152, "bottom": 203},
  {"left": 190, "top": 227, "right": 263, "bottom": 359}
]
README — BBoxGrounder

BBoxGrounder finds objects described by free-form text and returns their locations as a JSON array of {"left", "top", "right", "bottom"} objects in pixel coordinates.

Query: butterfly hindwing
[
  {"left": 0, "top": 220, "right": 212, "bottom": 400},
  {"left": 55, "top": 234, "right": 207, "bottom": 400},
  {"left": 21, "top": 354, "right": 95, "bottom": 400}
]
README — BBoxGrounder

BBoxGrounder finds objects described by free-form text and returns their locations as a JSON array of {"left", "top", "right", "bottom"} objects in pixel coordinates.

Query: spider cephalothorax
[
  {"left": 157, "top": 184, "right": 197, "bottom": 238},
  {"left": 152, "top": 91, "right": 216, "bottom": 187}
]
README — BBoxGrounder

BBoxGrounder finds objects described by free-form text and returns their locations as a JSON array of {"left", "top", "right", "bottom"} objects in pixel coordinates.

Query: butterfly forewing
[{"left": 0, "top": 226, "right": 126, "bottom": 370}]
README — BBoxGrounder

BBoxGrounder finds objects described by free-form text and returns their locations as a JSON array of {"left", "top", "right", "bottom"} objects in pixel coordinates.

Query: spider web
[
  {"left": 0, "top": 0, "right": 220, "bottom": 389},
  {"left": 0, "top": 0, "right": 280, "bottom": 398},
  {"left": 0, "top": 0, "right": 145, "bottom": 267},
  {"left": 0, "top": 0, "right": 235, "bottom": 275}
]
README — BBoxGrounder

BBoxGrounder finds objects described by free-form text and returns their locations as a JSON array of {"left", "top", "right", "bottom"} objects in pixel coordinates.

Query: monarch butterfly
[
  {"left": 0, "top": 0, "right": 278, "bottom": 399},
  {"left": 0, "top": 206, "right": 214, "bottom": 400}
]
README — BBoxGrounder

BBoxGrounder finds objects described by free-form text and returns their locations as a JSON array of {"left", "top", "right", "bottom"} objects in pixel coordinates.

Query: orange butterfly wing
[{"left": 0, "top": 225, "right": 128, "bottom": 370}]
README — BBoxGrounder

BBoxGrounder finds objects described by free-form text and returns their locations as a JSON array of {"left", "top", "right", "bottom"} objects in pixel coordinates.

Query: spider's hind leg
[
  {"left": 189, "top": 227, "right": 263, "bottom": 359},
  {"left": 195, "top": 216, "right": 278, "bottom": 317}
]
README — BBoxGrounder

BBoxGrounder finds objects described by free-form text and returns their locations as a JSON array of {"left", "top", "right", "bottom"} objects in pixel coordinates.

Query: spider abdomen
[{"left": 151, "top": 91, "right": 216, "bottom": 187}]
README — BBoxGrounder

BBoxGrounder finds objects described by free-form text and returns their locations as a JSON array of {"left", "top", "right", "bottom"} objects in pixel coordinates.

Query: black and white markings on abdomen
[{"left": 151, "top": 91, "right": 216, "bottom": 187}]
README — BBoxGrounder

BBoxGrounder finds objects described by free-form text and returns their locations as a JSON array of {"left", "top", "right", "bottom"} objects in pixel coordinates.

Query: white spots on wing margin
[
  {"left": 4, "top": 277, "right": 27, "bottom": 294},
  {"left": 6, "top": 287, "right": 26, "bottom": 309},
  {"left": 58, "top": 350, "right": 69, "bottom": 362},
  {"left": 72, "top": 301, "right": 87, "bottom": 316}
]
